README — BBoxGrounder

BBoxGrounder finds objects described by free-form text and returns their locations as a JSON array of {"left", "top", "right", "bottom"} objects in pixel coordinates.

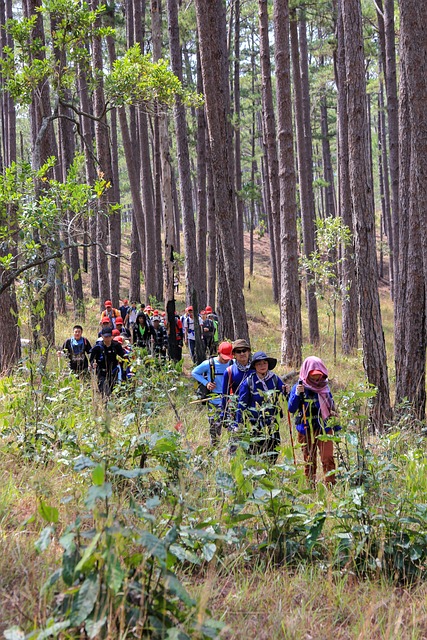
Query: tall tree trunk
[
  {"left": 233, "top": 0, "right": 244, "bottom": 287},
  {"left": 194, "top": 0, "right": 249, "bottom": 341},
  {"left": 335, "top": 0, "right": 358, "bottom": 354},
  {"left": 274, "top": 0, "right": 302, "bottom": 367},
  {"left": 76, "top": 63, "right": 98, "bottom": 298},
  {"left": 290, "top": 13, "right": 319, "bottom": 345},
  {"left": 320, "top": 96, "right": 336, "bottom": 219},
  {"left": 206, "top": 144, "right": 216, "bottom": 309},
  {"left": 129, "top": 213, "right": 142, "bottom": 302},
  {"left": 106, "top": 27, "right": 121, "bottom": 307},
  {"left": 395, "top": 0, "right": 427, "bottom": 419},
  {"left": 341, "top": 0, "right": 391, "bottom": 430},
  {"left": 91, "top": 0, "right": 112, "bottom": 308},
  {"left": 258, "top": 0, "right": 280, "bottom": 302},
  {"left": 167, "top": 0, "right": 198, "bottom": 306},
  {"left": 0, "top": 0, "right": 21, "bottom": 371},
  {"left": 196, "top": 47, "right": 207, "bottom": 308}
]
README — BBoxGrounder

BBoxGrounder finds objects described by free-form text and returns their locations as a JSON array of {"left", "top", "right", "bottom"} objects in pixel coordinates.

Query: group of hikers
[
  {"left": 191, "top": 340, "right": 339, "bottom": 485},
  {"left": 58, "top": 299, "right": 339, "bottom": 486}
]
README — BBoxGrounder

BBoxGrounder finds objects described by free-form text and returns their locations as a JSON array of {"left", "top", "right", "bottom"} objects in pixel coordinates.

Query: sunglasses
[{"left": 234, "top": 348, "right": 249, "bottom": 354}]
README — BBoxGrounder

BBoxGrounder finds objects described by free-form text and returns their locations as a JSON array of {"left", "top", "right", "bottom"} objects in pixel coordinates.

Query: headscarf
[{"left": 299, "top": 356, "right": 333, "bottom": 420}]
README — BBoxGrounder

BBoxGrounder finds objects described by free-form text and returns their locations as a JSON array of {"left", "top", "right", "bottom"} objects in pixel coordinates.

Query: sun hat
[
  {"left": 218, "top": 341, "right": 233, "bottom": 361},
  {"left": 232, "top": 338, "right": 251, "bottom": 352},
  {"left": 250, "top": 350, "right": 277, "bottom": 370}
]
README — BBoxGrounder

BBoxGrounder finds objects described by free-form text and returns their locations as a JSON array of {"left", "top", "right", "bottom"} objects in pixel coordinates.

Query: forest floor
[{"left": 1, "top": 232, "right": 427, "bottom": 639}]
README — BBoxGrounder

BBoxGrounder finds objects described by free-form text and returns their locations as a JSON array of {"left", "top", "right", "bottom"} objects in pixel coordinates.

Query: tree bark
[
  {"left": 335, "top": 0, "right": 358, "bottom": 354},
  {"left": 167, "top": 0, "right": 198, "bottom": 306},
  {"left": 194, "top": 0, "right": 249, "bottom": 341},
  {"left": 290, "top": 13, "right": 319, "bottom": 345},
  {"left": 274, "top": 0, "right": 302, "bottom": 367},
  {"left": 258, "top": 0, "right": 280, "bottom": 302},
  {"left": 395, "top": 0, "right": 427, "bottom": 419},
  {"left": 341, "top": 0, "right": 391, "bottom": 430}
]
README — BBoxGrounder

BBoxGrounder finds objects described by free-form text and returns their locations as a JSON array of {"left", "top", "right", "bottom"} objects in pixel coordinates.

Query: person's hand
[
  {"left": 56, "top": 350, "right": 63, "bottom": 357},
  {"left": 206, "top": 381, "right": 215, "bottom": 391},
  {"left": 296, "top": 383, "right": 304, "bottom": 395}
]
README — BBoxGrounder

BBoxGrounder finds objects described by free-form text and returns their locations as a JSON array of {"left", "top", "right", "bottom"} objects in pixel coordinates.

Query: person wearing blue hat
[{"left": 234, "top": 351, "right": 288, "bottom": 463}]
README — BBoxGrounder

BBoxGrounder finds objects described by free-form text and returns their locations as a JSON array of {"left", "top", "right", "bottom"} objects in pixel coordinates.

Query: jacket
[
  {"left": 288, "top": 383, "right": 335, "bottom": 434},
  {"left": 191, "top": 357, "right": 231, "bottom": 407},
  {"left": 236, "top": 371, "right": 286, "bottom": 427}
]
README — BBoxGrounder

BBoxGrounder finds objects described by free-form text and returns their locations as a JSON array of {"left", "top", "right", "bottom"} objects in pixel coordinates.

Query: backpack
[{"left": 196, "top": 357, "right": 216, "bottom": 404}]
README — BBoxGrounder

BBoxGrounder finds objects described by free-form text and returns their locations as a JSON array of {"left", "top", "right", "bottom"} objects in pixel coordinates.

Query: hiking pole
[{"left": 287, "top": 407, "right": 297, "bottom": 465}]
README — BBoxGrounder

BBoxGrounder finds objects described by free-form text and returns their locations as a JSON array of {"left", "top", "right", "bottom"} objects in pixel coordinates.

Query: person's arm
[
  {"left": 288, "top": 384, "right": 302, "bottom": 414},
  {"left": 84, "top": 339, "right": 92, "bottom": 354},
  {"left": 191, "top": 361, "right": 209, "bottom": 386}
]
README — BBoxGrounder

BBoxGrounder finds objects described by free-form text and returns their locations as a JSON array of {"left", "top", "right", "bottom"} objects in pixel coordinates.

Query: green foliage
[{"left": 106, "top": 44, "right": 203, "bottom": 109}]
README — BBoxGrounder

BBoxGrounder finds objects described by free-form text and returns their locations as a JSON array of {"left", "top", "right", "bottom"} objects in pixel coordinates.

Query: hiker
[
  {"left": 168, "top": 311, "right": 184, "bottom": 362},
  {"left": 191, "top": 341, "right": 234, "bottom": 446},
  {"left": 288, "top": 356, "right": 339, "bottom": 486},
  {"left": 100, "top": 300, "right": 121, "bottom": 328},
  {"left": 221, "top": 339, "right": 252, "bottom": 426},
  {"left": 119, "top": 299, "right": 130, "bottom": 321},
  {"left": 184, "top": 306, "right": 196, "bottom": 362},
  {"left": 90, "top": 327, "right": 127, "bottom": 396},
  {"left": 132, "top": 312, "right": 154, "bottom": 348},
  {"left": 58, "top": 325, "right": 92, "bottom": 376},
  {"left": 235, "top": 351, "right": 288, "bottom": 464},
  {"left": 152, "top": 315, "right": 168, "bottom": 359},
  {"left": 124, "top": 302, "right": 138, "bottom": 331},
  {"left": 200, "top": 309, "right": 215, "bottom": 356},
  {"left": 115, "top": 316, "right": 130, "bottom": 339},
  {"left": 206, "top": 306, "right": 219, "bottom": 354}
]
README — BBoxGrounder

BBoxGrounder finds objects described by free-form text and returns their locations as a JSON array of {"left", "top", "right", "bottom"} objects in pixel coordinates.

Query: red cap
[
  {"left": 112, "top": 329, "right": 120, "bottom": 336},
  {"left": 218, "top": 341, "right": 233, "bottom": 361},
  {"left": 123, "top": 299, "right": 128, "bottom": 304},
  {"left": 114, "top": 336, "right": 123, "bottom": 344},
  {"left": 187, "top": 306, "right": 193, "bottom": 312},
  {"left": 161, "top": 311, "right": 166, "bottom": 316},
  {"left": 205, "top": 305, "right": 213, "bottom": 313},
  {"left": 115, "top": 317, "right": 123, "bottom": 325},
  {"left": 145, "top": 305, "right": 152, "bottom": 312},
  {"left": 104, "top": 300, "right": 112, "bottom": 307},
  {"left": 101, "top": 317, "right": 111, "bottom": 324}
]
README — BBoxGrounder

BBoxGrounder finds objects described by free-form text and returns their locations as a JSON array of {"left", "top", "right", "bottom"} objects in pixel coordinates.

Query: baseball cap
[
  {"left": 218, "top": 341, "right": 233, "bottom": 361},
  {"left": 112, "top": 329, "right": 120, "bottom": 336},
  {"left": 104, "top": 300, "right": 112, "bottom": 307},
  {"left": 205, "top": 305, "right": 213, "bottom": 313},
  {"left": 101, "top": 317, "right": 111, "bottom": 324},
  {"left": 115, "top": 317, "right": 124, "bottom": 325},
  {"left": 101, "top": 328, "right": 112, "bottom": 337}
]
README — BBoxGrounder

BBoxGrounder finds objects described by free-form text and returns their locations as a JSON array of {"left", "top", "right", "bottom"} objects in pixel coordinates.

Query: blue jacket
[
  {"left": 288, "top": 383, "right": 335, "bottom": 434},
  {"left": 221, "top": 363, "right": 251, "bottom": 421},
  {"left": 191, "top": 357, "right": 232, "bottom": 407},
  {"left": 236, "top": 371, "right": 286, "bottom": 427}
]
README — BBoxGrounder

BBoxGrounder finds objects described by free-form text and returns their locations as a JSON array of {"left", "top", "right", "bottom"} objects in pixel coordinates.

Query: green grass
[{"left": 1, "top": 237, "right": 426, "bottom": 638}]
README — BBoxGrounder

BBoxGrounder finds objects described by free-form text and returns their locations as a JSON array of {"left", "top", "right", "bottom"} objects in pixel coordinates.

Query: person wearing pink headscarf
[{"left": 288, "top": 356, "right": 339, "bottom": 485}]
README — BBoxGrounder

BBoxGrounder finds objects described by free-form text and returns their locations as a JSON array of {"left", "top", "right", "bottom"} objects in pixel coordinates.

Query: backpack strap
[{"left": 209, "top": 357, "right": 215, "bottom": 384}]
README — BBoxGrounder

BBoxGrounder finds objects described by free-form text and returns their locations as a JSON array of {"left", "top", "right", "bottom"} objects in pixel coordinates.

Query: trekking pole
[{"left": 286, "top": 407, "right": 297, "bottom": 465}]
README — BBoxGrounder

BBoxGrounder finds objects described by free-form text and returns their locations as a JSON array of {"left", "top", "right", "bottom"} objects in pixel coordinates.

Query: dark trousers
[{"left": 208, "top": 404, "right": 223, "bottom": 446}]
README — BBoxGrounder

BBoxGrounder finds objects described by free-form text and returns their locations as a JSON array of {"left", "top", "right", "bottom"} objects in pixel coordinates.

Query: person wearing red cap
[
  {"left": 100, "top": 300, "right": 120, "bottom": 328},
  {"left": 200, "top": 309, "right": 215, "bottom": 356},
  {"left": 191, "top": 341, "right": 234, "bottom": 446},
  {"left": 119, "top": 299, "right": 130, "bottom": 322},
  {"left": 288, "top": 356, "right": 339, "bottom": 485}
]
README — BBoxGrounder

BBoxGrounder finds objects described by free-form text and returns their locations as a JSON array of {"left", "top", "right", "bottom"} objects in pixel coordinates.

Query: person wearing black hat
[
  {"left": 90, "top": 327, "right": 127, "bottom": 396},
  {"left": 235, "top": 351, "right": 288, "bottom": 463}
]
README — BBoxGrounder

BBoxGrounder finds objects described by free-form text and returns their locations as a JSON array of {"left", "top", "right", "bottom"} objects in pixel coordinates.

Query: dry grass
[{"left": 1, "top": 233, "right": 417, "bottom": 639}]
